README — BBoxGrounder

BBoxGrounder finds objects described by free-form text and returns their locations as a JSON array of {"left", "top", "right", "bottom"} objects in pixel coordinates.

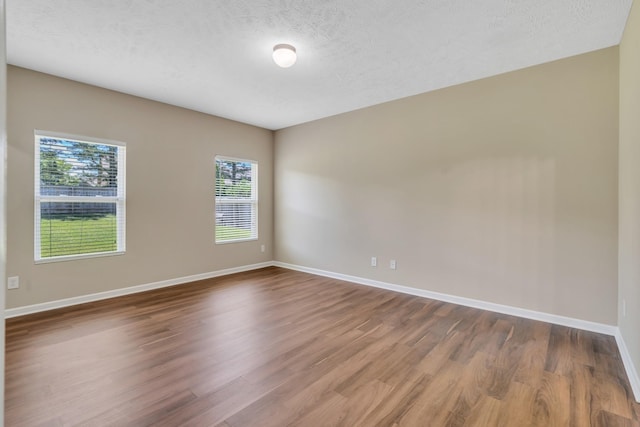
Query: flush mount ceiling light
[{"left": 272, "top": 44, "right": 297, "bottom": 68}]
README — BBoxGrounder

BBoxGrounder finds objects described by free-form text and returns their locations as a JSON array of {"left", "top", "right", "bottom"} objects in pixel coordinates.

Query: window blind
[
  {"left": 35, "top": 132, "right": 126, "bottom": 261},
  {"left": 215, "top": 157, "right": 258, "bottom": 243}
]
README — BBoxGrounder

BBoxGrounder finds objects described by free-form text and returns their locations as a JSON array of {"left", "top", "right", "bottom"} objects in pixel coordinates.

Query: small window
[
  {"left": 35, "top": 131, "right": 126, "bottom": 262},
  {"left": 215, "top": 156, "right": 258, "bottom": 243}
]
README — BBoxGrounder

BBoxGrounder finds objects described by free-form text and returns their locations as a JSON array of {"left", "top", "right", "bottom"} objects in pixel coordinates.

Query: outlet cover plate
[{"left": 8, "top": 276, "right": 19, "bottom": 289}]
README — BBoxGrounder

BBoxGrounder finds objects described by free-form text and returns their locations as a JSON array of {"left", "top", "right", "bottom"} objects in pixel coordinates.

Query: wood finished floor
[{"left": 5, "top": 267, "right": 640, "bottom": 426}]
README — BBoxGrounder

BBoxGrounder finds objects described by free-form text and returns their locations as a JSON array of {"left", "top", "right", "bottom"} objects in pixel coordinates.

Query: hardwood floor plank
[
  {"left": 532, "top": 371, "right": 571, "bottom": 426},
  {"left": 594, "top": 410, "right": 640, "bottom": 427},
  {"left": 496, "top": 381, "right": 537, "bottom": 427},
  {"left": 513, "top": 319, "right": 551, "bottom": 387},
  {"left": 358, "top": 371, "right": 432, "bottom": 427},
  {"left": 441, "top": 351, "right": 494, "bottom": 426},
  {"left": 337, "top": 379, "right": 394, "bottom": 426},
  {"left": 152, "top": 376, "right": 275, "bottom": 427},
  {"left": 570, "top": 362, "right": 594, "bottom": 427},
  {"left": 5, "top": 267, "right": 640, "bottom": 426},
  {"left": 462, "top": 394, "right": 502, "bottom": 427},
  {"left": 287, "top": 392, "right": 349, "bottom": 427},
  {"left": 589, "top": 368, "right": 637, "bottom": 421}
]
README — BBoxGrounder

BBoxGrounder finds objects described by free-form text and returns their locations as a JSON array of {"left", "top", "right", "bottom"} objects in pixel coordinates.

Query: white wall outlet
[
  {"left": 261, "top": 244, "right": 265, "bottom": 253},
  {"left": 8, "top": 276, "right": 19, "bottom": 290},
  {"left": 390, "top": 260, "right": 397, "bottom": 270},
  {"left": 371, "top": 257, "right": 377, "bottom": 267}
]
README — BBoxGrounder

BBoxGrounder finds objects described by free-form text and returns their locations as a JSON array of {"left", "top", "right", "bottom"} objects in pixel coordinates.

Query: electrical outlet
[
  {"left": 371, "top": 257, "right": 377, "bottom": 267},
  {"left": 390, "top": 260, "right": 397, "bottom": 270},
  {"left": 8, "top": 276, "right": 19, "bottom": 290},
  {"left": 261, "top": 244, "right": 265, "bottom": 253}
]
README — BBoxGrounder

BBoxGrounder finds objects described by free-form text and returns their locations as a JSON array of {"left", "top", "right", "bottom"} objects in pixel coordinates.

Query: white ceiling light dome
[{"left": 272, "top": 44, "right": 297, "bottom": 68}]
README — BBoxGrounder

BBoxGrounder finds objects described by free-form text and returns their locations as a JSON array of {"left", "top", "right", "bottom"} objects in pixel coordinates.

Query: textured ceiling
[{"left": 6, "top": 0, "right": 633, "bottom": 130}]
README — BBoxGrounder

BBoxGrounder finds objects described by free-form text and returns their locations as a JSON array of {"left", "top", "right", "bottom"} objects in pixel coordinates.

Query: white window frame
[
  {"left": 34, "top": 130, "right": 126, "bottom": 263},
  {"left": 215, "top": 156, "right": 258, "bottom": 244}
]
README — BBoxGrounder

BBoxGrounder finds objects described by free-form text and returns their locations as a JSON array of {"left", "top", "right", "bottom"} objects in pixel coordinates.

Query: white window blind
[
  {"left": 35, "top": 131, "right": 126, "bottom": 262},
  {"left": 215, "top": 157, "right": 258, "bottom": 243}
]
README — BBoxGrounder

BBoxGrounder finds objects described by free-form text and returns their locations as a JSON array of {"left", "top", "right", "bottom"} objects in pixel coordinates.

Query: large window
[
  {"left": 35, "top": 131, "right": 126, "bottom": 262},
  {"left": 215, "top": 156, "right": 258, "bottom": 243}
]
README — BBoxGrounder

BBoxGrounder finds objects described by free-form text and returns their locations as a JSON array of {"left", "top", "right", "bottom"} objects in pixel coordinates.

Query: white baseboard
[
  {"left": 4, "top": 262, "right": 273, "bottom": 318},
  {"left": 615, "top": 329, "right": 640, "bottom": 402},
  {"left": 9, "top": 260, "right": 616, "bottom": 335},
  {"left": 273, "top": 261, "right": 617, "bottom": 336}
]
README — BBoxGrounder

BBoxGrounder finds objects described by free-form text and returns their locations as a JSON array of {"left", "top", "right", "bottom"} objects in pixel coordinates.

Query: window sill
[
  {"left": 35, "top": 250, "right": 126, "bottom": 264},
  {"left": 215, "top": 237, "right": 258, "bottom": 245}
]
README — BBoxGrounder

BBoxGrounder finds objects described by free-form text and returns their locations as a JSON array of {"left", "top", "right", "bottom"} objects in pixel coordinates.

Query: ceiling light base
[{"left": 273, "top": 44, "right": 297, "bottom": 68}]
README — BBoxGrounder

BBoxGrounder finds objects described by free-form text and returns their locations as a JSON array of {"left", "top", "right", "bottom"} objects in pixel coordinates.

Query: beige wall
[
  {"left": 275, "top": 47, "right": 619, "bottom": 325},
  {"left": 6, "top": 66, "right": 274, "bottom": 309},
  {"left": 619, "top": 0, "right": 640, "bottom": 394}
]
